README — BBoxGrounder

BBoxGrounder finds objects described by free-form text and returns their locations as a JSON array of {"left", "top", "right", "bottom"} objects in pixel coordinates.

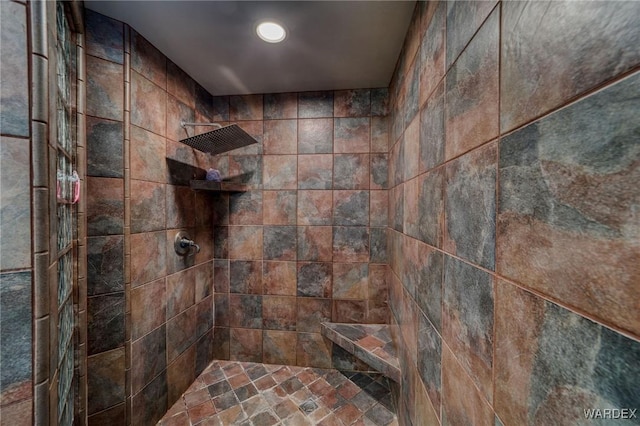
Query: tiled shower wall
[
  {"left": 85, "top": 11, "right": 217, "bottom": 425},
  {"left": 206, "top": 88, "right": 390, "bottom": 369},
  {"left": 0, "top": 2, "right": 33, "bottom": 423},
  {"left": 388, "top": 1, "right": 640, "bottom": 425}
]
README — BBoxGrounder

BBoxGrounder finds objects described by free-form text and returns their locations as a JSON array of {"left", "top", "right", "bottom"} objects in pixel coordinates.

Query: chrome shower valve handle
[{"left": 174, "top": 231, "right": 200, "bottom": 256}]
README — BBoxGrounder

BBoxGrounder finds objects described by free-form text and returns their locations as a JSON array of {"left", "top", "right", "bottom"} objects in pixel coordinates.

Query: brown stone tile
[
  {"left": 263, "top": 261, "right": 297, "bottom": 296},
  {"left": 263, "top": 190, "right": 297, "bottom": 225},
  {"left": 369, "top": 190, "right": 388, "bottom": 228},
  {"left": 167, "top": 345, "right": 197, "bottom": 405},
  {"left": 297, "top": 226, "right": 333, "bottom": 262},
  {"left": 333, "top": 263, "right": 368, "bottom": 299},
  {"left": 131, "top": 231, "right": 167, "bottom": 286},
  {"left": 130, "top": 125, "right": 166, "bottom": 183},
  {"left": 229, "top": 295, "right": 262, "bottom": 329},
  {"left": 87, "top": 55, "right": 124, "bottom": 121},
  {"left": 229, "top": 191, "right": 263, "bottom": 226},
  {"left": 334, "top": 154, "right": 370, "bottom": 190},
  {"left": 166, "top": 267, "right": 196, "bottom": 318},
  {"left": 263, "top": 330, "right": 297, "bottom": 365},
  {"left": 131, "top": 71, "right": 166, "bottom": 136},
  {"left": 500, "top": 1, "right": 640, "bottom": 132},
  {"left": 230, "top": 328, "right": 263, "bottom": 363},
  {"left": 296, "top": 298, "right": 332, "bottom": 333},
  {"left": 166, "top": 307, "right": 198, "bottom": 363},
  {"left": 442, "top": 346, "right": 493, "bottom": 426},
  {"left": 167, "top": 61, "right": 195, "bottom": 108},
  {"left": 297, "top": 190, "right": 332, "bottom": 225},
  {"left": 332, "top": 227, "right": 369, "bottom": 262},
  {"left": 263, "top": 296, "right": 297, "bottom": 331},
  {"left": 166, "top": 185, "right": 196, "bottom": 229},
  {"left": 130, "top": 180, "right": 166, "bottom": 233},
  {"left": 263, "top": 120, "right": 297, "bottom": 154},
  {"left": 228, "top": 226, "right": 263, "bottom": 260},
  {"left": 371, "top": 116, "right": 389, "bottom": 153},
  {"left": 88, "top": 348, "right": 126, "bottom": 414},
  {"left": 334, "top": 89, "right": 371, "bottom": 117},
  {"left": 229, "top": 260, "right": 262, "bottom": 294},
  {"left": 187, "top": 400, "right": 216, "bottom": 424},
  {"left": 419, "top": 1, "right": 445, "bottom": 107},
  {"left": 297, "top": 262, "right": 332, "bottom": 298},
  {"left": 131, "top": 31, "right": 166, "bottom": 89},
  {"left": 86, "top": 176, "right": 124, "bottom": 236},
  {"left": 299, "top": 91, "right": 334, "bottom": 118},
  {"left": 296, "top": 333, "right": 332, "bottom": 368},
  {"left": 332, "top": 300, "right": 367, "bottom": 324},
  {"left": 334, "top": 117, "right": 370, "bottom": 153},
  {"left": 263, "top": 155, "right": 297, "bottom": 189},
  {"left": 298, "top": 154, "right": 333, "bottom": 190},
  {"left": 445, "top": 7, "right": 499, "bottom": 160},
  {"left": 131, "top": 278, "right": 166, "bottom": 340}
]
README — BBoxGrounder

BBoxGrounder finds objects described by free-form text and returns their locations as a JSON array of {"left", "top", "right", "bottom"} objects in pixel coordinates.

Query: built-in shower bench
[{"left": 321, "top": 322, "right": 401, "bottom": 383}]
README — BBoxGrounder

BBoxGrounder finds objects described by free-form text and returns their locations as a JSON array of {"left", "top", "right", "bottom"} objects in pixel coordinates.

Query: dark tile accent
[
  {"left": 370, "top": 227, "right": 388, "bottom": 264},
  {"left": 446, "top": 0, "right": 498, "bottom": 68},
  {"left": 88, "top": 293, "right": 125, "bottom": 355},
  {"left": 299, "top": 91, "right": 334, "bottom": 118},
  {"left": 86, "top": 55, "right": 124, "bottom": 121},
  {"left": 333, "top": 227, "right": 369, "bottom": 263},
  {"left": 263, "top": 226, "right": 297, "bottom": 261},
  {"left": 85, "top": 9, "right": 124, "bottom": 63},
  {"left": 87, "top": 235, "right": 124, "bottom": 296},
  {"left": 132, "top": 370, "right": 168, "bottom": 426},
  {"left": 86, "top": 177, "right": 124, "bottom": 236},
  {"left": 0, "top": 272, "right": 31, "bottom": 389},
  {"left": 214, "top": 293, "right": 229, "bottom": 327},
  {"left": 417, "top": 311, "right": 442, "bottom": 413},
  {"left": 131, "top": 325, "right": 166, "bottom": 394},
  {"left": 131, "top": 31, "right": 166, "bottom": 88},
  {"left": 371, "top": 88, "right": 389, "bottom": 117},
  {"left": 86, "top": 116, "right": 123, "bottom": 178},
  {"left": 334, "top": 89, "right": 371, "bottom": 117},
  {"left": 230, "top": 261, "right": 262, "bottom": 294},
  {"left": 212, "top": 96, "right": 230, "bottom": 121},
  {"left": 264, "top": 93, "right": 298, "bottom": 119},
  {"left": 298, "top": 119, "right": 334, "bottom": 154},
  {"left": 296, "top": 262, "right": 332, "bottom": 298},
  {"left": 333, "top": 191, "right": 369, "bottom": 226},
  {"left": 501, "top": 1, "right": 640, "bottom": 132},
  {"left": 445, "top": 6, "right": 499, "bottom": 160},
  {"left": 230, "top": 95, "right": 263, "bottom": 121},
  {"left": 334, "top": 154, "right": 370, "bottom": 190},
  {"left": 229, "top": 295, "right": 263, "bottom": 329},
  {"left": 443, "top": 256, "right": 494, "bottom": 402},
  {"left": 166, "top": 306, "right": 198, "bottom": 362},
  {"left": 415, "top": 246, "right": 443, "bottom": 332},
  {"left": 445, "top": 143, "right": 496, "bottom": 270},
  {"left": 213, "top": 226, "right": 229, "bottom": 259},
  {"left": 419, "top": 81, "right": 445, "bottom": 173},
  {"left": 417, "top": 168, "right": 444, "bottom": 247},
  {"left": 195, "top": 84, "right": 213, "bottom": 120},
  {"left": 87, "top": 349, "right": 125, "bottom": 415},
  {"left": 212, "top": 327, "right": 230, "bottom": 360},
  {"left": 497, "top": 73, "right": 640, "bottom": 335},
  {"left": 495, "top": 280, "right": 640, "bottom": 425}
]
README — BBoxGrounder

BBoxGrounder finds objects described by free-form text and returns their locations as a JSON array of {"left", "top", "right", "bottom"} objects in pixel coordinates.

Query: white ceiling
[{"left": 85, "top": 1, "right": 416, "bottom": 96}]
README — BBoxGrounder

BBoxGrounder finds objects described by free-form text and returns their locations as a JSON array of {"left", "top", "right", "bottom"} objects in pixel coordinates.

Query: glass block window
[{"left": 55, "top": 2, "right": 76, "bottom": 425}]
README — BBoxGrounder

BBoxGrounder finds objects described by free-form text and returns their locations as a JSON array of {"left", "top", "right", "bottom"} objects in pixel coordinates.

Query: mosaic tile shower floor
[{"left": 158, "top": 360, "right": 398, "bottom": 426}]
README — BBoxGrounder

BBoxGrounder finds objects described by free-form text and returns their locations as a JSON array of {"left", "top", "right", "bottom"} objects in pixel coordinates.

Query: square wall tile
[
  {"left": 130, "top": 181, "right": 166, "bottom": 233},
  {"left": 131, "top": 325, "right": 166, "bottom": 394},
  {"left": 494, "top": 280, "right": 640, "bottom": 425},
  {"left": 298, "top": 154, "right": 333, "bottom": 190},
  {"left": 419, "top": 1, "right": 445, "bottom": 108},
  {"left": 229, "top": 191, "right": 263, "bottom": 226},
  {"left": 263, "top": 155, "right": 297, "bottom": 189},
  {"left": 334, "top": 118, "right": 370, "bottom": 153},
  {"left": 86, "top": 177, "right": 124, "bottom": 236},
  {"left": 230, "top": 95, "right": 263, "bottom": 121},
  {"left": 445, "top": 7, "right": 499, "bottom": 160},
  {"left": 131, "top": 278, "right": 165, "bottom": 340},
  {"left": 333, "top": 227, "right": 369, "bottom": 263},
  {"left": 297, "top": 226, "right": 332, "bottom": 262},
  {"left": 334, "top": 154, "right": 370, "bottom": 190},
  {"left": 229, "top": 261, "right": 262, "bottom": 294},
  {"left": 296, "top": 333, "right": 332, "bottom": 368},
  {"left": 444, "top": 142, "right": 496, "bottom": 270},
  {"left": 263, "top": 226, "right": 296, "bottom": 261},
  {"left": 497, "top": 73, "right": 640, "bottom": 335},
  {"left": 229, "top": 226, "right": 263, "bottom": 260},
  {"left": 263, "top": 297, "right": 297, "bottom": 331},
  {"left": 445, "top": 0, "right": 497, "bottom": 68},
  {"left": 263, "top": 191, "right": 296, "bottom": 225},
  {"left": 230, "top": 328, "right": 263, "bottom": 363},
  {"left": 333, "top": 191, "right": 369, "bottom": 226},
  {"left": 86, "top": 116, "right": 123, "bottom": 178},
  {"left": 87, "top": 235, "right": 124, "bottom": 296},
  {"left": 334, "top": 89, "right": 371, "bottom": 117},
  {"left": 264, "top": 93, "right": 298, "bottom": 119},
  {"left": 263, "top": 331, "right": 297, "bottom": 365},
  {"left": 298, "top": 118, "right": 333, "bottom": 154},
  {"left": 263, "top": 120, "right": 297, "bottom": 154},
  {"left": 88, "top": 293, "right": 125, "bottom": 355},
  {"left": 296, "top": 298, "right": 332, "bottom": 333},
  {"left": 500, "top": 1, "right": 640, "bottom": 132},
  {"left": 167, "top": 61, "right": 195, "bottom": 107},
  {"left": 88, "top": 349, "right": 125, "bottom": 415},
  {"left": 131, "top": 231, "right": 167, "bottom": 286},
  {"left": 297, "top": 190, "right": 332, "bottom": 226},
  {"left": 87, "top": 55, "right": 124, "bottom": 121},
  {"left": 419, "top": 81, "right": 445, "bottom": 174},
  {"left": 443, "top": 256, "right": 493, "bottom": 403},
  {"left": 130, "top": 125, "right": 166, "bottom": 183},
  {"left": 229, "top": 295, "right": 262, "bottom": 329},
  {"left": 298, "top": 91, "right": 334, "bottom": 118},
  {"left": 131, "top": 71, "right": 166, "bottom": 136},
  {"left": 296, "top": 262, "right": 332, "bottom": 298},
  {"left": 263, "top": 261, "right": 297, "bottom": 296},
  {"left": 131, "top": 31, "right": 166, "bottom": 89},
  {"left": 332, "top": 263, "right": 368, "bottom": 299}
]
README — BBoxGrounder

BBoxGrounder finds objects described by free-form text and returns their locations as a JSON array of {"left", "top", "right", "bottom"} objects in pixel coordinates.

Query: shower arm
[{"left": 180, "top": 121, "right": 223, "bottom": 129}]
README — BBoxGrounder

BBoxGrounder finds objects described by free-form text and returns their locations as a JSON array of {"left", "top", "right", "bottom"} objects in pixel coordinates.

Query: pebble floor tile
[{"left": 158, "top": 360, "right": 398, "bottom": 426}]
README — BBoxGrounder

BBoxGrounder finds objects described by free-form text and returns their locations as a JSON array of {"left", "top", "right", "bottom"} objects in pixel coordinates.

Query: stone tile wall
[{"left": 388, "top": 2, "right": 640, "bottom": 425}]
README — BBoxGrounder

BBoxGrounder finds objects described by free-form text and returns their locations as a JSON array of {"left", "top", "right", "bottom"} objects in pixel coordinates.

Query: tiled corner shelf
[
  {"left": 321, "top": 322, "right": 401, "bottom": 383},
  {"left": 189, "top": 180, "right": 249, "bottom": 192}
]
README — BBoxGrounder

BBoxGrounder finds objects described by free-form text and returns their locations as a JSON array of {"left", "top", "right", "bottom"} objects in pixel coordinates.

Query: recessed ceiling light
[{"left": 256, "top": 21, "right": 286, "bottom": 43}]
